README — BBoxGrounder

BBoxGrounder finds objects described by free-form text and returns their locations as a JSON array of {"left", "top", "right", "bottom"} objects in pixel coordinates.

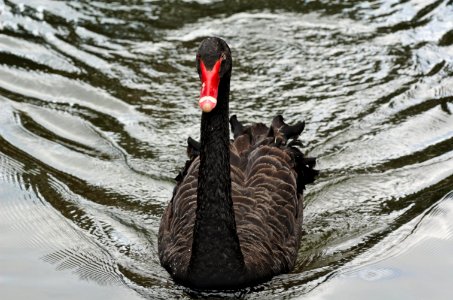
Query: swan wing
[{"left": 230, "top": 115, "right": 317, "bottom": 278}]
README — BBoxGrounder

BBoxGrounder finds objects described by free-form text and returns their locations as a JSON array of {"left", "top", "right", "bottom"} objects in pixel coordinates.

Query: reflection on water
[
  {"left": 310, "top": 192, "right": 453, "bottom": 300},
  {"left": 0, "top": 0, "right": 452, "bottom": 299}
]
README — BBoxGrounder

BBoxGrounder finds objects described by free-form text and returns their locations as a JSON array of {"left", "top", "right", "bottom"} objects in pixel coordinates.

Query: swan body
[{"left": 158, "top": 37, "right": 317, "bottom": 289}]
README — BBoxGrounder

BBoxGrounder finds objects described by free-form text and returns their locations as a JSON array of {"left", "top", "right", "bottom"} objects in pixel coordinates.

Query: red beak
[{"left": 199, "top": 58, "right": 222, "bottom": 112}]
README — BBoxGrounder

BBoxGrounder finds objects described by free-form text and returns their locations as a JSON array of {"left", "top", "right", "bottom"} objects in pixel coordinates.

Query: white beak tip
[{"left": 199, "top": 96, "right": 217, "bottom": 112}]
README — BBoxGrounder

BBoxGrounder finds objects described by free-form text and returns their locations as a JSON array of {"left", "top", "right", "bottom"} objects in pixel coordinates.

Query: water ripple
[{"left": 0, "top": 0, "right": 452, "bottom": 299}]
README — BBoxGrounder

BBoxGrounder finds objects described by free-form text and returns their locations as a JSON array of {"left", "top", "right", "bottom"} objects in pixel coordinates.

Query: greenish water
[{"left": 0, "top": 0, "right": 452, "bottom": 299}]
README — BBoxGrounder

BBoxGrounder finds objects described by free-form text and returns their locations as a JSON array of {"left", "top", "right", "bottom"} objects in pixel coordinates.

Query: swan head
[{"left": 196, "top": 37, "right": 232, "bottom": 113}]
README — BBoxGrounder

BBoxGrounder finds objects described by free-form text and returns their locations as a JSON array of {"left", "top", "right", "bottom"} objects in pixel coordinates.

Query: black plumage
[{"left": 158, "top": 37, "right": 317, "bottom": 290}]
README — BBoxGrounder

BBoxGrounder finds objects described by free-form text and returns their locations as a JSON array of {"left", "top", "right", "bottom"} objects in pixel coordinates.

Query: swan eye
[{"left": 221, "top": 53, "right": 226, "bottom": 61}]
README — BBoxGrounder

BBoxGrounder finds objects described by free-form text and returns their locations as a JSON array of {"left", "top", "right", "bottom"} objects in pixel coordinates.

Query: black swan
[{"left": 158, "top": 37, "right": 317, "bottom": 290}]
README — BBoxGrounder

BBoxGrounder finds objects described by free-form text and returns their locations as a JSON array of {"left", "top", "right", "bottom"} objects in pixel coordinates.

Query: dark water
[{"left": 0, "top": 0, "right": 452, "bottom": 299}]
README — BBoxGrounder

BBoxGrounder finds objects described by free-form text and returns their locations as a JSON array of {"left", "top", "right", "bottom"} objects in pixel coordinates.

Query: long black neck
[{"left": 188, "top": 75, "right": 245, "bottom": 288}]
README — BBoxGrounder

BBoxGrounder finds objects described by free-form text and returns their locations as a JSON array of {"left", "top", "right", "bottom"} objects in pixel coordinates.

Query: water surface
[{"left": 0, "top": 0, "right": 452, "bottom": 299}]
